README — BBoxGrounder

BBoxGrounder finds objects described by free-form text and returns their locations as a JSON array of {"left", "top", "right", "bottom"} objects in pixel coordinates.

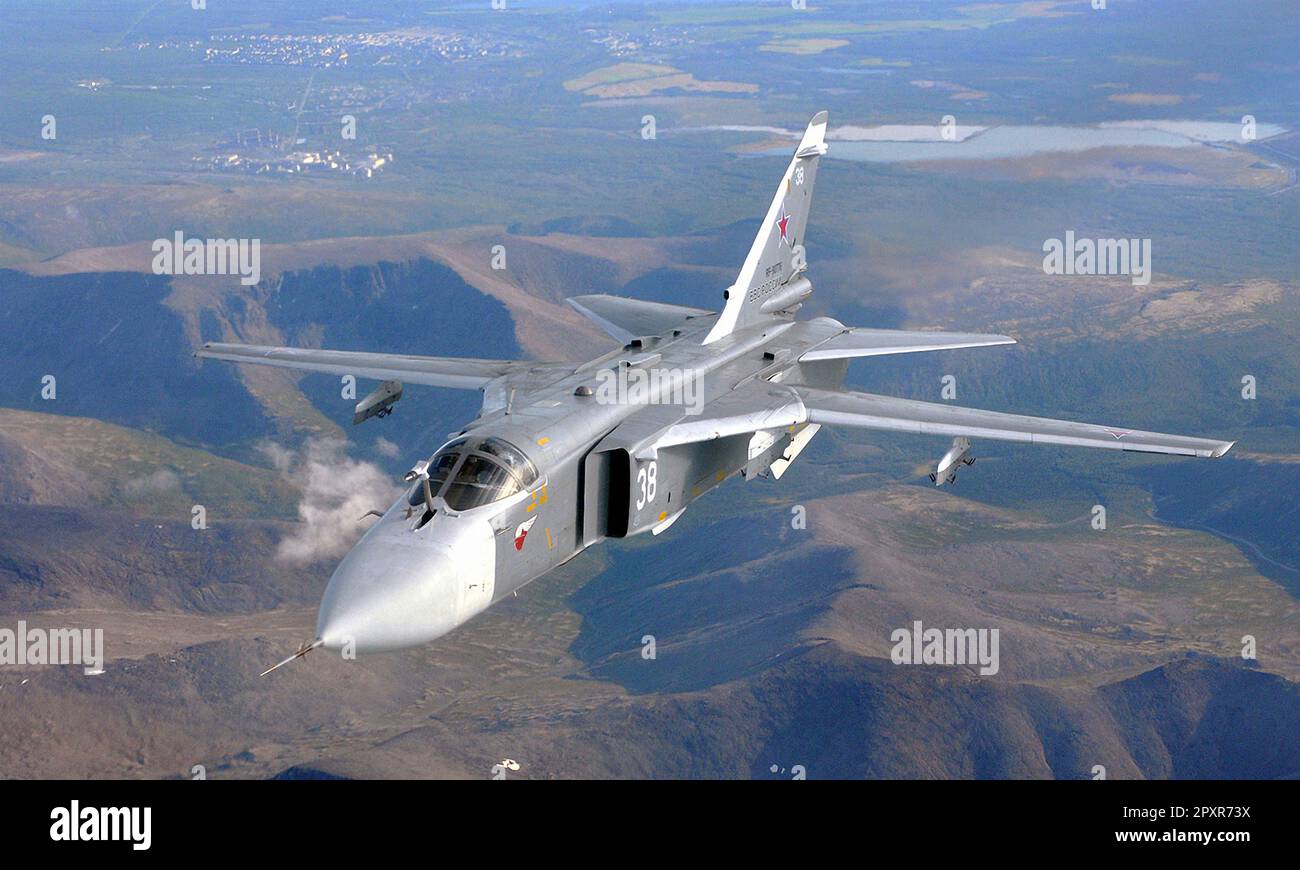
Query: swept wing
[
  {"left": 648, "top": 383, "right": 1233, "bottom": 459},
  {"left": 795, "top": 386, "right": 1234, "bottom": 458},
  {"left": 800, "top": 328, "right": 1015, "bottom": 361},
  {"left": 195, "top": 342, "right": 538, "bottom": 390}
]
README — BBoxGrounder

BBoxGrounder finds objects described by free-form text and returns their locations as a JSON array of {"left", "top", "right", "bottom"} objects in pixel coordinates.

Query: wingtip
[{"left": 1211, "top": 440, "right": 1236, "bottom": 459}]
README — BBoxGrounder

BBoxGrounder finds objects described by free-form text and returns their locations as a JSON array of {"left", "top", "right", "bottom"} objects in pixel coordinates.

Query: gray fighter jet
[{"left": 196, "top": 112, "right": 1234, "bottom": 673}]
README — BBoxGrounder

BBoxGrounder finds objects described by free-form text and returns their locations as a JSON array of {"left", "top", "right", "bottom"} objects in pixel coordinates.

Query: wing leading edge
[
  {"left": 795, "top": 386, "right": 1234, "bottom": 458},
  {"left": 800, "top": 328, "right": 1016, "bottom": 361},
  {"left": 195, "top": 342, "right": 531, "bottom": 389},
  {"left": 647, "top": 383, "right": 1233, "bottom": 459}
]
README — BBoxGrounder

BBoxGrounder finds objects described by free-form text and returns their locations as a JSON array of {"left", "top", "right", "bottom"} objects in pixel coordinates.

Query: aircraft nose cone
[{"left": 315, "top": 540, "right": 459, "bottom": 654}]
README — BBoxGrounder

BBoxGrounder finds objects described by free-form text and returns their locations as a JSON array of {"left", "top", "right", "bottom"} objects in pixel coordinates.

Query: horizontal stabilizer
[
  {"left": 567, "top": 295, "right": 713, "bottom": 344},
  {"left": 800, "top": 328, "right": 1015, "bottom": 361}
]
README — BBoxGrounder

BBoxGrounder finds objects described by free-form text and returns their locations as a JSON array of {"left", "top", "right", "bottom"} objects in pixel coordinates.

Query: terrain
[{"left": 1, "top": 215, "right": 1296, "bottom": 778}]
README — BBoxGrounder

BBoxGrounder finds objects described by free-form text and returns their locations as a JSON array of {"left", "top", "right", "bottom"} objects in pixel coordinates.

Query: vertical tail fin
[{"left": 703, "top": 110, "right": 828, "bottom": 345}]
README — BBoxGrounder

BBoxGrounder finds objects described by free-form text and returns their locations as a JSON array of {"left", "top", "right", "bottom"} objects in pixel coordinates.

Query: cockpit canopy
[{"left": 408, "top": 436, "right": 539, "bottom": 512}]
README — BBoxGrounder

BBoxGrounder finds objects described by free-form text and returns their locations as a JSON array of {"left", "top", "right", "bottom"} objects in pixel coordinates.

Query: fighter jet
[{"left": 196, "top": 111, "right": 1234, "bottom": 672}]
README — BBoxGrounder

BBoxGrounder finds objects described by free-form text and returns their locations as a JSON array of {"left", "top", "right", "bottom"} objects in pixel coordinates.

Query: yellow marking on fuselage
[
  {"left": 525, "top": 485, "right": 549, "bottom": 514},
  {"left": 545, "top": 527, "right": 553, "bottom": 550},
  {"left": 536, "top": 436, "right": 550, "bottom": 446},
  {"left": 658, "top": 510, "right": 667, "bottom": 522}
]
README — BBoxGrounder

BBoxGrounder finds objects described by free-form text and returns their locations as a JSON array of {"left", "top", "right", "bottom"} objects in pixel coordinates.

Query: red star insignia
[{"left": 776, "top": 205, "right": 791, "bottom": 246}]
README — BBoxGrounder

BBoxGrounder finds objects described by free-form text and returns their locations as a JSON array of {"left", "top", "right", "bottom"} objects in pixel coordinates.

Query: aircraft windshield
[
  {"left": 407, "top": 436, "right": 538, "bottom": 512},
  {"left": 443, "top": 454, "right": 521, "bottom": 511},
  {"left": 477, "top": 437, "right": 538, "bottom": 487}
]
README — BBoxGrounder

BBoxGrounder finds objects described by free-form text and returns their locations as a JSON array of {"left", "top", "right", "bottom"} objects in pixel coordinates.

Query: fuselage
[{"left": 316, "top": 313, "right": 851, "bottom": 654}]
